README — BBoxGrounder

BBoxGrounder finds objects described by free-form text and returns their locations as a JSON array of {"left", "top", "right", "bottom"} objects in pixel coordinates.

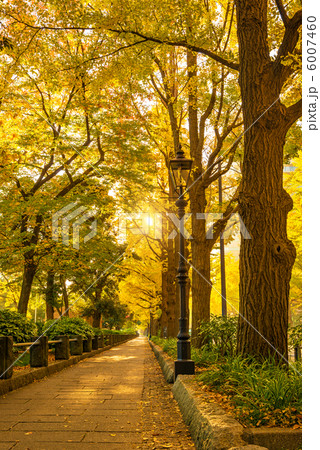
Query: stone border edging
[
  {"left": 148, "top": 339, "right": 174, "bottom": 383},
  {"left": 149, "top": 340, "right": 302, "bottom": 450},
  {"left": 173, "top": 375, "right": 248, "bottom": 449},
  {"left": 0, "top": 337, "right": 134, "bottom": 396}
]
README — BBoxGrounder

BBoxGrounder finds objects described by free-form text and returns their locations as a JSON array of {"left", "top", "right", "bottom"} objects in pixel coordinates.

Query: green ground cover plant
[
  {"left": 13, "top": 352, "right": 30, "bottom": 367},
  {"left": 197, "top": 355, "right": 301, "bottom": 428}
]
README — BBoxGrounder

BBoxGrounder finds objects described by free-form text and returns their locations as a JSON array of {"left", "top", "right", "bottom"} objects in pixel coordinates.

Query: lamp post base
[{"left": 174, "top": 359, "right": 195, "bottom": 380}]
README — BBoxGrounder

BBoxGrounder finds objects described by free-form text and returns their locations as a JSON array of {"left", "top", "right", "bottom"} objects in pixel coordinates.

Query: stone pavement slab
[{"left": 0, "top": 337, "right": 195, "bottom": 449}]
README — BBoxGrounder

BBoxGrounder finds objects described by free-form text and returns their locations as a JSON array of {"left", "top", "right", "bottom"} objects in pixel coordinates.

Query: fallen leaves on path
[{"left": 139, "top": 352, "right": 195, "bottom": 449}]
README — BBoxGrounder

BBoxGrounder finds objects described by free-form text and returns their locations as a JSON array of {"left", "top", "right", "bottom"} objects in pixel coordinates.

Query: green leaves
[
  {"left": 198, "top": 314, "right": 238, "bottom": 357},
  {"left": 288, "top": 323, "right": 302, "bottom": 349},
  {"left": 42, "top": 317, "right": 95, "bottom": 339},
  {"left": 0, "top": 309, "right": 37, "bottom": 342}
]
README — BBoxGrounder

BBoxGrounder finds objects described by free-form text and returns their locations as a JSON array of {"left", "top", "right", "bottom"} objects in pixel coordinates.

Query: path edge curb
[
  {"left": 149, "top": 339, "right": 302, "bottom": 450},
  {"left": 148, "top": 339, "right": 174, "bottom": 383},
  {"left": 0, "top": 338, "right": 134, "bottom": 396}
]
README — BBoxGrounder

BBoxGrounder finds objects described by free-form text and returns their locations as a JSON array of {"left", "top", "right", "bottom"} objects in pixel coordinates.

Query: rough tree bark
[
  {"left": 186, "top": 50, "right": 210, "bottom": 347},
  {"left": 18, "top": 257, "right": 37, "bottom": 316},
  {"left": 160, "top": 218, "right": 179, "bottom": 338},
  {"left": 18, "top": 214, "right": 42, "bottom": 315},
  {"left": 235, "top": 0, "right": 301, "bottom": 360},
  {"left": 45, "top": 270, "right": 55, "bottom": 320},
  {"left": 160, "top": 256, "right": 168, "bottom": 336},
  {"left": 92, "top": 280, "right": 104, "bottom": 328}
]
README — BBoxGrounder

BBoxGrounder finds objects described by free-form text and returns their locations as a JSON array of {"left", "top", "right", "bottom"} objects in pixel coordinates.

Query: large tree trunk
[
  {"left": 160, "top": 264, "right": 168, "bottom": 336},
  {"left": 18, "top": 258, "right": 37, "bottom": 315},
  {"left": 187, "top": 50, "right": 212, "bottom": 347},
  {"left": 160, "top": 214, "right": 169, "bottom": 337},
  {"left": 166, "top": 215, "right": 179, "bottom": 337},
  {"left": 45, "top": 270, "right": 55, "bottom": 320},
  {"left": 60, "top": 275, "right": 69, "bottom": 317},
  {"left": 93, "top": 281, "right": 103, "bottom": 328},
  {"left": 235, "top": 0, "right": 297, "bottom": 360},
  {"left": 46, "top": 303, "right": 54, "bottom": 320},
  {"left": 92, "top": 310, "right": 102, "bottom": 328},
  {"left": 174, "top": 232, "right": 180, "bottom": 335},
  {"left": 189, "top": 184, "right": 212, "bottom": 347},
  {"left": 18, "top": 213, "right": 43, "bottom": 315}
]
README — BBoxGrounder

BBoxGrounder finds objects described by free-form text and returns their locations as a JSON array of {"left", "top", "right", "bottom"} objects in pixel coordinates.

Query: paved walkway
[{"left": 0, "top": 337, "right": 195, "bottom": 449}]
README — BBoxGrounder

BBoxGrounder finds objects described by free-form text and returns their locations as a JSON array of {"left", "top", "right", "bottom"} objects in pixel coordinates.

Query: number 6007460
[{"left": 307, "top": 16, "right": 317, "bottom": 71}]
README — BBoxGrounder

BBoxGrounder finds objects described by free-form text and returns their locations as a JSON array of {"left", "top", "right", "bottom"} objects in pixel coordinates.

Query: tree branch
[
  {"left": 7, "top": 14, "right": 240, "bottom": 70},
  {"left": 108, "top": 29, "right": 240, "bottom": 71},
  {"left": 285, "top": 98, "right": 302, "bottom": 130},
  {"left": 274, "top": 9, "right": 302, "bottom": 84},
  {"left": 197, "top": 86, "right": 217, "bottom": 155},
  {"left": 275, "top": 0, "right": 289, "bottom": 27},
  {"left": 209, "top": 190, "right": 239, "bottom": 251},
  {"left": 15, "top": 179, "right": 28, "bottom": 200}
]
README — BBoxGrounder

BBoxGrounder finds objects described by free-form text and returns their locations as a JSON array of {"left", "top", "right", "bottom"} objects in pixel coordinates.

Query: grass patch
[
  {"left": 151, "top": 336, "right": 176, "bottom": 358},
  {"left": 13, "top": 351, "right": 30, "bottom": 367}
]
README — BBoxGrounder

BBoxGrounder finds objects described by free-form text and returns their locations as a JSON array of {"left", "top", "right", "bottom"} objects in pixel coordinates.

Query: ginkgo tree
[
  {"left": 118, "top": 235, "right": 163, "bottom": 333},
  {"left": 0, "top": 15, "right": 155, "bottom": 315}
]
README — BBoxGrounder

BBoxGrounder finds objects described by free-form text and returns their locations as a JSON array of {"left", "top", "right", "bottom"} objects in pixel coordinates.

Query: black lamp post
[{"left": 169, "top": 145, "right": 195, "bottom": 380}]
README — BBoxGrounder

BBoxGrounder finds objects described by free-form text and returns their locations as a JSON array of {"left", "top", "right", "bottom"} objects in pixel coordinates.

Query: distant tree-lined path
[{"left": 0, "top": 338, "right": 195, "bottom": 449}]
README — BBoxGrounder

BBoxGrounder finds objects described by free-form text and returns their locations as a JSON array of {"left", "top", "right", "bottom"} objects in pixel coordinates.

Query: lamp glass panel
[{"left": 169, "top": 158, "right": 192, "bottom": 191}]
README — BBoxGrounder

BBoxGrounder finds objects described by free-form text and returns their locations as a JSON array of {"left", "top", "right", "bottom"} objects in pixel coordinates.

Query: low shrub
[
  {"left": 42, "top": 317, "right": 95, "bottom": 339},
  {"left": 93, "top": 327, "right": 104, "bottom": 336},
  {"left": 0, "top": 309, "right": 37, "bottom": 343},
  {"left": 35, "top": 321, "right": 45, "bottom": 335},
  {"left": 198, "top": 314, "right": 238, "bottom": 356}
]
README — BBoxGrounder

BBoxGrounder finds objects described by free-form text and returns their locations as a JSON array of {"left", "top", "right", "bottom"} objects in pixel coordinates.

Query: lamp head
[{"left": 169, "top": 145, "right": 193, "bottom": 193}]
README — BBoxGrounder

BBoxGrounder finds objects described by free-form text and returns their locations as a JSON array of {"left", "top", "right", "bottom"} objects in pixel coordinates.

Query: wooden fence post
[
  {"left": 98, "top": 335, "right": 104, "bottom": 348},
  {"left": 92, "top": 335, "right": 99, "bottom": 350},
  {"left": 70, "top": 336, "right": 83, "bottom": 355},
  {"left": 30, "top": 336, "right": 48, "bottom": 367},
  {"left": 83, "top": 336, "right": 92, "bottom": 352},
  {"left": 55, "top": 335, "right": 70, "bottom": 360},
  {"left": 0, "top": 336, "right": 14, "bottom": 379}
]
